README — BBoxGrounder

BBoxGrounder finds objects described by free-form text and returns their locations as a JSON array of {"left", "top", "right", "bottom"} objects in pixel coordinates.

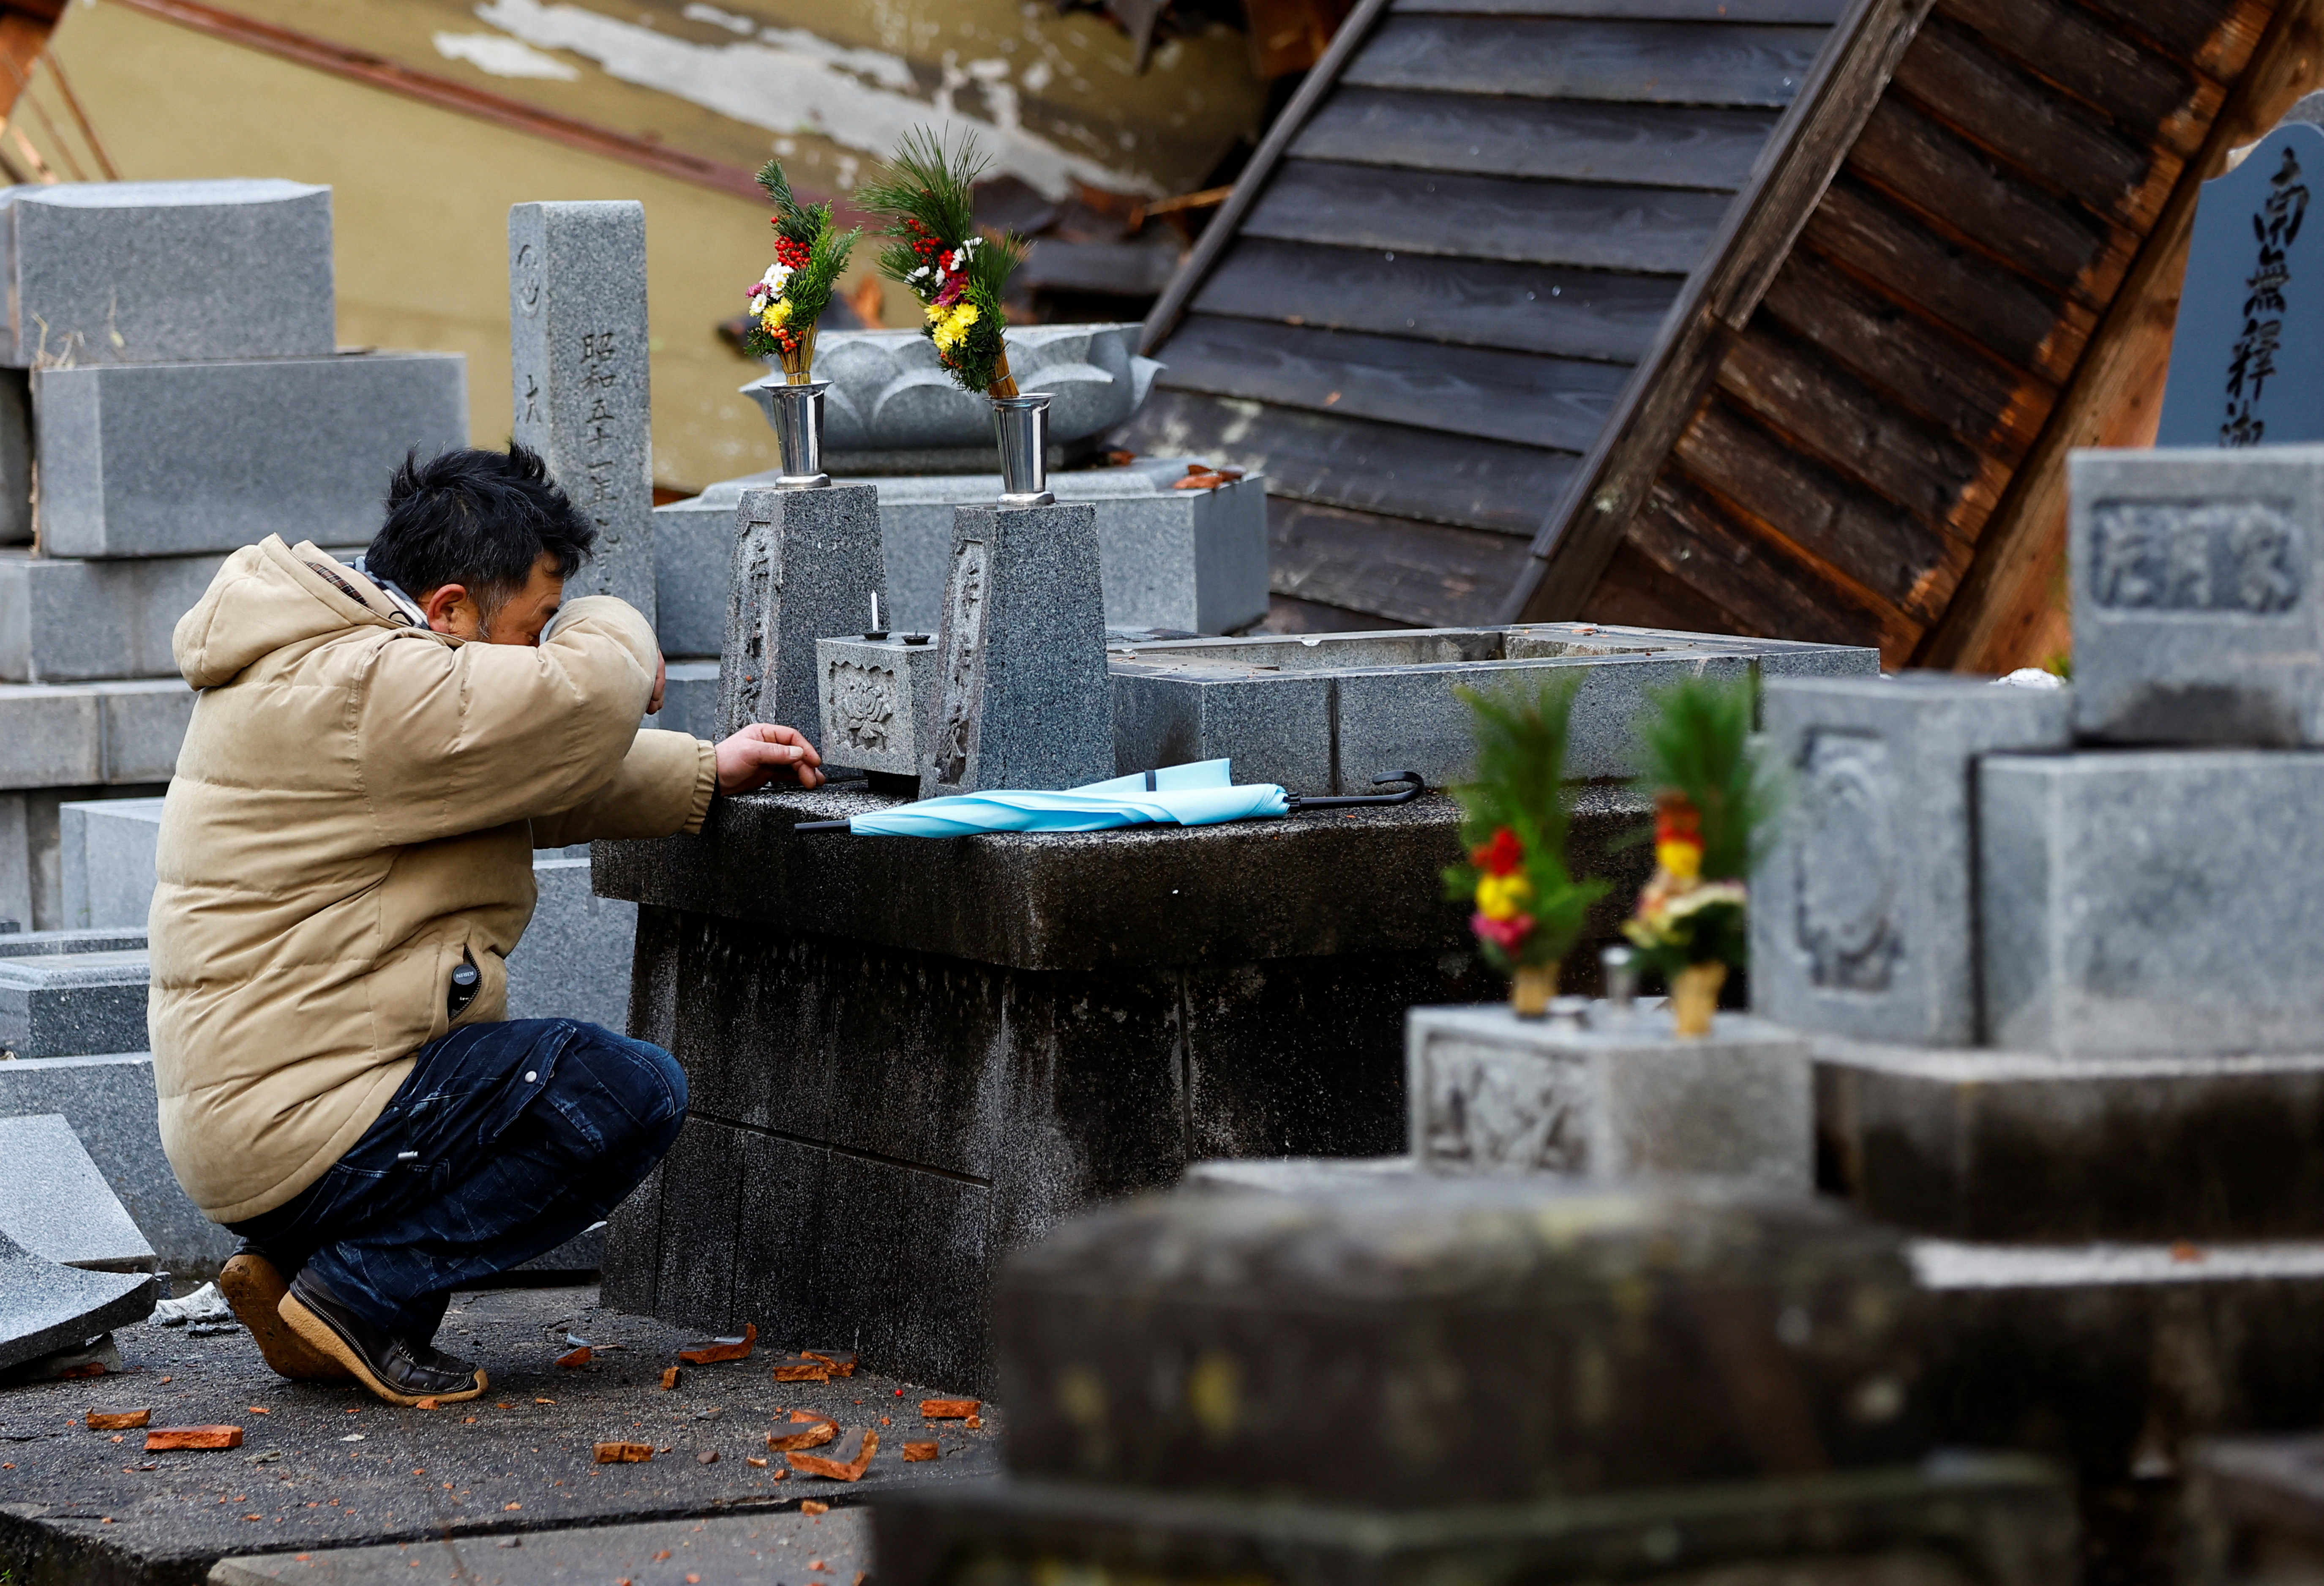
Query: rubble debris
[
  {"left": 746, "top": 1455, "right": 769, "bottom": 1468},
  {"left": 921, "top": 1398, "right": 981, "bottom": 1419},
  {"left": 800, "top": 1500, "right": 829, "bottom": 1515},
  {"left": 661, "top": 1366, "right": 680, "bottom": 1390},
  {"left": 152, "top": 1283, "right": 232, "bottom": 1326},
  {"left": 767, "top": 1416, "right": 839, "bottom": 1453},
  {"left": 802, "top": 1349, "right": 857, "bottom": 1376},
  {"left": 696, "top": 1450, "right": 719, "bottom": 1465},
  {"left": 85, "top": 1409, "right": 149, "bottom": 1430},
  {"left": 556, "top": 1346, "right": 593, "bottom": 1368},
  {"left": 903, "top": 1441, "right": 939, "bottom": 1462},
  {"left": 594, "top": 1442, "right": 655, "bottom": 1463},
  {"left": 788, "top": 1428, "right": 878, "bottom": 1481},
  {"left": 678, "top": 1322, "right": 756, "bottom": 1364},
  {"left": 145, "top": 1425, "right": 243, "bottom": 1450}
]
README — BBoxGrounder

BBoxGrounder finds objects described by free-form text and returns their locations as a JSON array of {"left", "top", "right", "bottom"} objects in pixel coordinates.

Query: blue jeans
[{"left": 228, "top": 1019, "right": 686, "bottom": 1340}]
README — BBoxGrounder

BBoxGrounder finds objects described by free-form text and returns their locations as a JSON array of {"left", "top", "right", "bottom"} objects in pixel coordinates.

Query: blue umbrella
[{"left": 795, "top": 762, "right": 1423, "bottom": 838}]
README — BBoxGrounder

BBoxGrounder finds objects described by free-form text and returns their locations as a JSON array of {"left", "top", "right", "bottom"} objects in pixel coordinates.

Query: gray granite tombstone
[
  {"left": 509, "top": 201, "right": 655, "bottom": 623},
  {"left": 921, "top": 501, "right": 1113, "bottom": 796},
  {"left": 715, "top": 483, "right": 886, "bottom": 750},
  {"left": 2158, "top": 117, "right": 2324, "bottom": 446},
  {"left": 0, "top": 1223, "right": 154, "bottom": 1372},
  {"left": 2068, "top": 445, "right": 2324, "bottom": 745},
  {"left": 1753, "top": 674, "right": 2072, "bottom": 1044},
  {"left": 0, "top": 1113, "right": 155, "bottom": 1272}
]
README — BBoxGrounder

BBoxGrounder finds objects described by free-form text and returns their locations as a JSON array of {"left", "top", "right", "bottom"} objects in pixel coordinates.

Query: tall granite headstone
[
  {"left": 715, "top": 483, "right": 886, "bottom": 748},
  {"left": 509, "top": 201, "right": 655, "bottom": 623},
  {"left": 1753, "top": 674, "right": 2071, "bottom": 1044},
  {"left": 2068, "top": 445, "right": 2324, "bottom": 745},
  {"left": 922, "top": 501, "right": 1113, "bottom": 797},
  {"left": 2157, "top": 113, "right": 2324, "bottom": 447}
]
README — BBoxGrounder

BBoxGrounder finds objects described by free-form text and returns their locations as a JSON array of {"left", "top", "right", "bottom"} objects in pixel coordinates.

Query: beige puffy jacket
[{"left": 151, "top": 535, "right": 717, "bottom": 1223}]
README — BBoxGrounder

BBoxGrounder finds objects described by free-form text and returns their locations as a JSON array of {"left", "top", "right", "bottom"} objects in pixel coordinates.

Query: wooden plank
[
  {"left": 1293, "top": 87, "right": 1780, "bottom": 191},
  {"left": 1918, "top": 0, "right": 2324, "bottom": 672},
  {"left": 1122, "top": 387, "right": 1582, "bottom": 534},
  {"left": 1191, "top": 237, "right": 1684, "bottom": 363},
  {"left": 1270, "top": 498, "right": 1538, "bottom": 628},
  {"left": 1803, "top": 178, "right": 2094, "bottom": 383},
  {"left": 1672, "top": 396, "right": 1950, "bottom": 614},
  {"left": 1341, "top": 15, "right": 1829, "bottom": 105},
  {"left": 1395, "top": 0, "right": 1843, "bottom": 19},
  {"left": 1716, "top": 322, "right": 2009, "bottom": 539},
  {"left": 1244, "top": 158, "right": 1736, "bottom": 274},
  {"left": 1503, "top": 0, "right": 1941, "bottom": 623},
  {"left": 1891, "top": 19, "right": 2172, "bottom": 231},
  {"left": 1141, "top": 0, "right": 1396, "bottom": 353},
  {"left": 1847, "top": 95, "right": 2136, "bottom": 304},
  {"left": 2075, "top": 0, "right": 2270, "bottom": 79},
  {"left": 1158, "top": 313, "right": 1629, "bottom": 451},
  {"left": 1936, "top": 0, "right": 2215, "bottom": 157},
  {"left": 1626, "top": 475, "right": 1899, "bottom": 650},
  {"left": 1263, "top": 591, "right": 1412, "bottom": 634},
  {"left": 1756, "top": 249, "right": 2052, "bottom": 463},
  {"left": 1580, "top": 541, "right": 1753, "bottom": 635}
]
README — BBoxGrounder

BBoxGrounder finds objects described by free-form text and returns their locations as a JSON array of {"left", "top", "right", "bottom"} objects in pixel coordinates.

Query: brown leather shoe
[{"left": 218, "top": 1252, "right": 353, "bottom": 1383}]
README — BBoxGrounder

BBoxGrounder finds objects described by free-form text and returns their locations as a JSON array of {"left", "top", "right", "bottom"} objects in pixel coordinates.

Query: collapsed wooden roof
[{"left": 1126, "top": 0, "right": 2324, "bottom": 668}]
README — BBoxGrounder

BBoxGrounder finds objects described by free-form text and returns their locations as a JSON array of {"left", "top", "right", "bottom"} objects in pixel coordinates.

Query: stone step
[
  {"left": 0, "top": 677, "right": 192, "bottom": 789},
  {"left": 37, "top": 351, "right": 466, "bottom": 558},
  {"left": 0, "top": 944, "right": 147, "bottom": 1060},
  {"left": 1817, "top": 1036, "right": 2324, "bottom": 1242},
  {"left": 0, "top": 544, "right": 364, "bottom": 684},
  {"left": 876, "top": 1457, "right": 2073, "bottom": 1586}
]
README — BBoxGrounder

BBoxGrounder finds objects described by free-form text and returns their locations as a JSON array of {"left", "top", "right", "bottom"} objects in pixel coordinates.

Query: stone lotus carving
[
  {"left": 742, "top": 322, "right": 1163, "bottom": 452},
  {"left": 1419, "top": 1040, "right": 1589, "bottom": 1174}
]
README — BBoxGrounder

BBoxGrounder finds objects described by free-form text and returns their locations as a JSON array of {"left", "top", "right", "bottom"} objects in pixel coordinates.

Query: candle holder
[
  {"left": 764, "top": 379, "right": 830, "bottom": 489},
  {"left": 993, "top": 391, "right": 1054, "bottom": 507}
]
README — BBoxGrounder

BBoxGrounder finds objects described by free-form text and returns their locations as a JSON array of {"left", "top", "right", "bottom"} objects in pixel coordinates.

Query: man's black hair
[{"left": 367, "top": 444, "right": 595, "bottom": 617}]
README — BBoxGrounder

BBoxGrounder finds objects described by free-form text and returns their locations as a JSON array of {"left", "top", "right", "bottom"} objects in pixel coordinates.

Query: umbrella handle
[{"left": 1285, "top": 770, "right": 1427, "bottom": 811}]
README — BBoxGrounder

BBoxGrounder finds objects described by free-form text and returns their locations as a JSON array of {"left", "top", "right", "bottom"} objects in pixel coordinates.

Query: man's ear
[{"left": 420, "top": 583, "right": 472, "bottom": 636}]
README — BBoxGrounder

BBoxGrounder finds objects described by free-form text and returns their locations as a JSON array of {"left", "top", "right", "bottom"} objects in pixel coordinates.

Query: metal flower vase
[
  {"left": 765, "top": 379, "right": 830, "bottom": 489},
  {"left": 1509, "top": 961, "right": 1557, "bottom": 1018},
  {"left": 993, "top": 391, "right": 1055, "bottom": 507}
]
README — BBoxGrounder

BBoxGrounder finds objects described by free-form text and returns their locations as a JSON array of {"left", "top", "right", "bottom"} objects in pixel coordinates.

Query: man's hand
[
  {"left": 716, "top": 723, "right": 823, "bottom": 794},
  {"left": 649, "top": 652, "right": 666, "bottom": 716}
]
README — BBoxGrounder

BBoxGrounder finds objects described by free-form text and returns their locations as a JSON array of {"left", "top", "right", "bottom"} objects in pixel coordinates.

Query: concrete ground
[{"left": 0, "top": 1284, "right": 997, "bottom": 1586}]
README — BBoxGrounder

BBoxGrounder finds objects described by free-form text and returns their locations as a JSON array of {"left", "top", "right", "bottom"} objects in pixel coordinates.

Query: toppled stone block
[
  {"left": 0, "top": 1223, "right": 155, "bottom": 1372},
  {"left": 0, "top": 1049, "right": 235, "bottom": 1276},
  {"left": 717, "top": 483, "right": 886, "bottom": 751},
  {"left": 0, "top": 180, "right": 334, "bottom": 367},
  {"left": 0, "top": 545, "right": 364, "bottom": 683},
  {"left": 510, "top": 200, "right": 655, "bottom": 620},
  {"left": 1753, "top": 674, "right": 2072, "bottom": 1046},
  {"left": 1818, "top": 1037, "right": 2324, "bottom": 1242},
  {"left": 0, "top": 1113, "right": 155, "bottom": 1272},
  {"left": 34, "top": 352, "right": 466, "bottom": 558},
  {"left": 1981, "top": 750, "right": 2324, "bottom": 1056},
  {"left": 0, "top": 678, "right": 192, "bottom": 788},
  {"left": 2069, "top": 445, "right": 2324, "bottom": 746},
  {"left": 996, "top": 1179, "right": 1926, "bottom": 1507},
  {"left": 817, "top": 636, "right": 937, "bottom": 780},
  {"left": 1408, "top": 1002, "right": 1811, "bottom": 1189},
  {"left": 922, "top": 501, "right": 1112, "bottom": 796}
]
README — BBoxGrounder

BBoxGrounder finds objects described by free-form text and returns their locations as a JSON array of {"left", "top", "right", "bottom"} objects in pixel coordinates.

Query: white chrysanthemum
[{"left": 759, "top": 263, "right": 793, "bottom": 289}]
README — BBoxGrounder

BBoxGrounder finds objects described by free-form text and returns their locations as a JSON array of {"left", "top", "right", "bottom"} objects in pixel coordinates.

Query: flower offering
[
  {"left": 742, "top": 158, "right": 859, "bottom": 381},
  {"left": 858, "top": 128, "right": 1030, "bottom": 398}
]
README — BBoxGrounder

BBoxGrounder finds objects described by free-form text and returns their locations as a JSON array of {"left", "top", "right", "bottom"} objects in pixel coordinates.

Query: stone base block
[
  {"left": 506, "top": 856, "right": 636, "bottom": 1031},
  {"left": 817, "top": 634, "right": 937, "bottom": 778},
  {"left": 0, "top": 180, "right": 334, "bottom": 367},
  {"left": 1409, "top": 1002, "right": 1811, "bottom": 1190},
  {"left": 0, "top": 1050, "right": 234, "bottom": 1277},
  {"left": 1818, "top": 1037, "right": 2324, "bottom": 1242},
  {"left": 58, "top": 795, "right": 162, "bottom": 931},
  {"left": 1914, "top": 1237, "right": 2324, "bottom": 1480},
  {"left": 653, "top": 659, "right": 719, "bottom": 743},
  {"left": 0, "top": 1112, "right": 157, "bottom": 1272},
  {"left": 1981, "top": 751, "right": 2324, "bottom": 1056},
  {"left": 0, "top": 544, "right": 363, "bottom": 683},
  {"left": 996, "top": 1180, "right": 1924, "bottom": 1507},
  {"left": 0, "top": 940, "right": 148, "bottom": 1059},
  {"left": 874, "top": 1458, "right": 2075, "bottom": 1586},
  {"left": 35, "top": 351, "right": 466, "bottom": 558},
  {"left": 0, "top": 678, "right": 194, "bottom": 788}
]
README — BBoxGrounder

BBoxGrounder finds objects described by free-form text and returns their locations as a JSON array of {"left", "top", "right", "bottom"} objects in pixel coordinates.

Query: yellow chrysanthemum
[
  {"left": 760, "top": 299, "right": 793, "bottom": 331},
  {"left": 1654, "top": 837, "right": 1702, "bottom": 882},
  {"left": 1475, "top": 871, "right": 1533, "bottom": 922},
  {"left": 927, "top": 300, "right": 981, "bottom": 353}
]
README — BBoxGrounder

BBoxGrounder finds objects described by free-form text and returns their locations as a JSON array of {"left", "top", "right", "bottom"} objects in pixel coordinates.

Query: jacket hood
[{"left": 175, "top": 535, "right": 419, "bottom": 689}]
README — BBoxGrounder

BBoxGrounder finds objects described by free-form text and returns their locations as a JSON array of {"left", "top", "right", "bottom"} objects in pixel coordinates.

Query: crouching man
[{"left": 151, "top": 445, "right": 821, "bottom": 1406}]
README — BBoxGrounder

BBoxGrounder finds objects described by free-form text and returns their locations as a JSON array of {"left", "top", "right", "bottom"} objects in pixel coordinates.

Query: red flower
[
  {"left": 1471, "top": 911, "right": 1533, "bottom": 951},
  {"left": 1470, "top": 826, "right": 1524, "bottom": 877}
]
